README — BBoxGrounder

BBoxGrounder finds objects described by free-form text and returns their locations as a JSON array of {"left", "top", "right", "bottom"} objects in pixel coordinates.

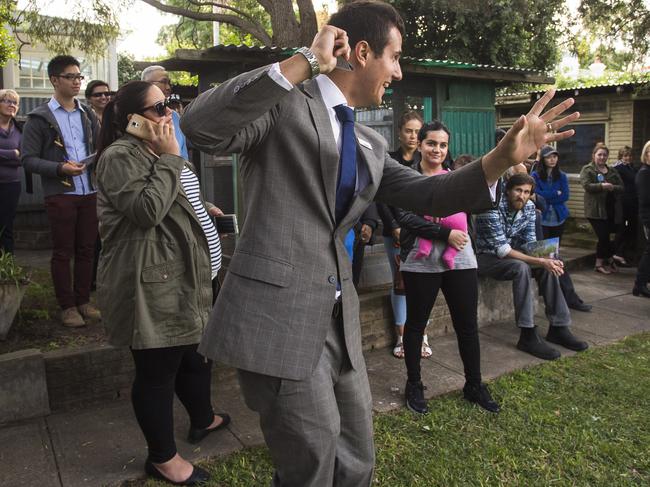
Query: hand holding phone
[
  {"left": 213, "top": 214, "right": 239, "bottom": 235},
  {"left": 126, "top": 114, "right": 180, "bottom": 157},
  {"left": 59, "top": 161, "right": 86, "bottom": 176}
]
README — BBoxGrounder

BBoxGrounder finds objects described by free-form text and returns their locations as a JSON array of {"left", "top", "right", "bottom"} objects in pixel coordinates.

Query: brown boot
[
  {"left": 78, "top": 303, "right": 101, "bottom": 321},
  {"left": 61, "top": 307, "right": 85, "bottom": 328}
]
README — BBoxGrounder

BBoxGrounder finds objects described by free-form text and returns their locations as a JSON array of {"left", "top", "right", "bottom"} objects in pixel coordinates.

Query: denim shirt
[
  {"left": 47, "top": 97, "right": 94, "bottom": 195},
  {"left": 475, "top": 197, "right": 537, "bottom": 258}
]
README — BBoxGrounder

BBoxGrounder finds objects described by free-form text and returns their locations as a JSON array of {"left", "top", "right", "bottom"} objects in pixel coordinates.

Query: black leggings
[
  {"left": 588, "top": 218, "right": 615, "bottom": 259},
  {"left": 542, "top": 222, "right": 565, "bottom": 242},
  {"left": 130, "top": 344, "right": 214, "bottom": 463},
  {"left": 402, "top": 269, "right": 481, "bottom": 385}
]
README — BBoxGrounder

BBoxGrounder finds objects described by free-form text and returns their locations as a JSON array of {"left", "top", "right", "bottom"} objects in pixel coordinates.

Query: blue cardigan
[{"left": 531, "top": 170, "right": 570, "bottom": 224}]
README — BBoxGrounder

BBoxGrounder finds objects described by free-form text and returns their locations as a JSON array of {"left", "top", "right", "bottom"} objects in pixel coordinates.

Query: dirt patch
[{"left": 0, "top": 267, "right": 107, "bottom": 355}]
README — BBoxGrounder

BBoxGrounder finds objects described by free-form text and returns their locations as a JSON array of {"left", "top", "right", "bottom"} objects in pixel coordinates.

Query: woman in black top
[
  {"left": 633, "top": 140, "right": 650, "bottom": 298},
  {"left": 613, "top": 146, "right": 637, "bottom": 265},
  {"left": 376, "top": 110, "right": 424, "bottom": 358}
]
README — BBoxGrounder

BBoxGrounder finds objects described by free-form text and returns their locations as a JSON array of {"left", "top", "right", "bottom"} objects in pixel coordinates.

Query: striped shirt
[
  {"left": 180, "top": 166, "right": 221, "bottom": 279},
  {"left": 474, "top": 197, "right": 537, "bottom": 258}
]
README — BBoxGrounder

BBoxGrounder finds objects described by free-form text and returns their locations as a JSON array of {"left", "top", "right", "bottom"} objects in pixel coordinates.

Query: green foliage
[
  {"left": 577, "top": 0, "right": 650, "bottom": 70},
  {"left": 390, "top": 0, "right": 564, "bottom": 71},
  {"left": 0, "top": 2, "right": 16, "bottom": 67},
  {"left": 16, "top": 0, "right": 121, "bottom": 60},
  {"left": 117, "top": 52, "right": 141, "bottom": 86},
  {"left": 0, "top": 250, "right": 28, "bottom": 286}
]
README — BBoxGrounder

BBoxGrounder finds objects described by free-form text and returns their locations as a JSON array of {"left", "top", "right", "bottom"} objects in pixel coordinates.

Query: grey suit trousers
[
  {"left": 237, "top": 307, "right": 374, "bottom": 487},
  {"left": 477, "top": 254, "right": 571, "bottom": 329}
]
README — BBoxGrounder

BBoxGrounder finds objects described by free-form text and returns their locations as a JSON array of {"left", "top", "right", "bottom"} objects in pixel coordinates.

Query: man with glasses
[
  {"left": 141, "top": 65, "right": 188, "bottom": 160},
  {"left": 21, "top": 55, "right": 101, "bottom": 328}
]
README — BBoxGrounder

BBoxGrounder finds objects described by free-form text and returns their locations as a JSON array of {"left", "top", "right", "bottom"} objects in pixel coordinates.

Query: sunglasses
[
  {"left": 90, "top": 91, "right": 113, "bottom": 98},
  {"left": 141, "top": 100, "right": 169, "bottom": 117}
]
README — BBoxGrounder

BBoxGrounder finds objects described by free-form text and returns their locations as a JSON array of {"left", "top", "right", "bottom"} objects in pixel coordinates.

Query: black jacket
[
  {"left": 637, "top": 165, "right": 650, "bottom": 226},
  {"left": 614, "top": 163, "right": 639, "bottom": 214},
  {"left": 376, "top": 148, "right": 421, "bottom": 237}
]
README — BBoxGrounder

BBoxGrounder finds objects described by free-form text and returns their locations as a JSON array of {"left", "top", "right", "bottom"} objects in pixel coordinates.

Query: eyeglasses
[
  {"left": 90, "top": 91, "right": 113, "bottom": 98},
  {"left": 152, "top": 78, "right": 171, "bottom": 86},
  {"left": 0, "top": 99, "right": 18, "bottom": 106},
  {"left": 141, "top": 100, "right": 169, "bottom": 117},
  {"left": 56, "top": 74, "right": 85, "bottom": 81}
]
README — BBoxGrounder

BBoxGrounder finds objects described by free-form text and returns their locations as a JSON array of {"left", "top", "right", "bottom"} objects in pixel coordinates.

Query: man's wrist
[
  {"left": 56, "top": 162, "right": 65, "bottom": 176},
  {"left": 296, "top": 47, "right": 320, "bottom": 79}
]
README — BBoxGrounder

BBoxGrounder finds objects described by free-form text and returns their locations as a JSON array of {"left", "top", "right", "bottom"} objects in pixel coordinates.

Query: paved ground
[{"left": 2, "top": 263, "right": 649, "bottom": 487}]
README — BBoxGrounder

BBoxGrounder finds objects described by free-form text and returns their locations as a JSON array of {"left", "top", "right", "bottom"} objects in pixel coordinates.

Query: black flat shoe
[
  {"left": 188, "top": 413, "right": 231, "bottom": 444},
  {"left": 517, "top": 327, "right": 561, "bottom": 360},
  {"left": 632, "top": 285, "right": 650, "bottom": 298},
  {"left": 568, "top": 301, "right": 592, "bottom": 312},
  {"left": 145, "top": 459, "right": 210, "bottom": 486},
  {"left": 546, "top": 326, "right": 589, "bottom": 352}
]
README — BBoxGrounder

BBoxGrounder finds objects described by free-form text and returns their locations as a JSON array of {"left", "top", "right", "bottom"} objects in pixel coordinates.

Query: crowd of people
[{"left": 1, "top": 1, "right": 649, "bottom": 485}]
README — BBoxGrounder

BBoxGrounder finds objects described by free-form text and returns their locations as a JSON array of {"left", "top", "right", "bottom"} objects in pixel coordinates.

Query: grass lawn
[{"left": 137, "top": 333, "right": 650, "bottom": 487}]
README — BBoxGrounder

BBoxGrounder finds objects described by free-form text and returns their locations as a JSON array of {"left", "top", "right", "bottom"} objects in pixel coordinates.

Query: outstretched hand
[{"left": 482, "top": 89, "right": 581, "bottom": 185}]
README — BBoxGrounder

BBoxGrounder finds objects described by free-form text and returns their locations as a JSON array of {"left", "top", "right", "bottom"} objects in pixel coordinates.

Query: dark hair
[
  {"left": 397, "top": 110, "right": 423, "bottom": 130},
  {"left": 618, "top": 145, "right": 632, "bottom": 159},
  {"left": 418, "top": 120, "right": 451, "bottom": 142},
  {"left": 540, "top": 152, "right": 562, "bottom": 182},
  {"left": 47, "top": 55, "right": 80, "bottom": 78},
  {"left": 95, "top": 81, "right": 152, "bottom": 162},
  {"left": 495, "top": 128, "right": 507, "bottom": 145},
  {"left": 505, "top": 173, "right": 535, "bottom": 192},
  {"left": 85, "top": 80, "right": 110, "bottom": 99},
  {"left": 452, "top": 154, "right": 475, "bottom": 170},
  {"left": 328, "top": 0, "right": 405, "bottom": 57}
]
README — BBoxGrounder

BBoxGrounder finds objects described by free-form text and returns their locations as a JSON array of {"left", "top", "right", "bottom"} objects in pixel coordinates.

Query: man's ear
[{"left": 353, "top": 40, "right": 371, "bottom": 68}]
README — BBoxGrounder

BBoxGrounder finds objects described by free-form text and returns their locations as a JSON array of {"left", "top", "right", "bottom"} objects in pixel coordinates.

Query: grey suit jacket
[{"left": 181, "top": 65, "right": 496, "bottom": 380}]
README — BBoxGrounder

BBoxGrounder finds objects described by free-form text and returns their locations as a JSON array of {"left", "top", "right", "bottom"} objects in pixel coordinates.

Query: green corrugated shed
[{"left": 439, "top": 80, "right": 495, "bottom": 157}]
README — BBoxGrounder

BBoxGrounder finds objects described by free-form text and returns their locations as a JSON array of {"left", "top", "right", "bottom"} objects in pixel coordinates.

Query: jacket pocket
[
  {"left": 228, "top": 251, "right": 293, "bottom": 288},
  {"left": 142, "top": 260, "right": 186, "bottom": 282}
]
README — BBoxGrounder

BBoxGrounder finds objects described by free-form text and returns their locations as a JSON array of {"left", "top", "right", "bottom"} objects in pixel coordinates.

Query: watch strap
[{"left": 296, "top": 47, "right": 320, "bottom": 79}]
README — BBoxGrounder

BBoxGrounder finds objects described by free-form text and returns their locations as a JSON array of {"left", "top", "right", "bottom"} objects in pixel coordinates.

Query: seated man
[{"left": 475, "top": 173, "right": 588, "bottom": 360}]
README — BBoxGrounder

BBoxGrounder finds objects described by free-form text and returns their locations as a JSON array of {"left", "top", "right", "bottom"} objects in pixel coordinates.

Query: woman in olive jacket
[
  {"left": 579, "top": 143, "right": 624, "bottom": 274},
  {"left": 95, "top": 81, "right": 229, "bottom": 486}
]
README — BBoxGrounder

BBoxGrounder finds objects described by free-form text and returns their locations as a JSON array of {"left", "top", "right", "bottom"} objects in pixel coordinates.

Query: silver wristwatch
[{"left": 297, "top": 47, "right": 320, "bottom": 79}]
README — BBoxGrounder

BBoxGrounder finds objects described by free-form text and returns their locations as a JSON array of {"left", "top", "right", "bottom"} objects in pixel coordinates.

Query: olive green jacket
[
  {"left": 95, "top": 134, "right": 213, "bottom": 349},
  {"left": 579, "top": 162, "right": 624, "bottom": 221}
]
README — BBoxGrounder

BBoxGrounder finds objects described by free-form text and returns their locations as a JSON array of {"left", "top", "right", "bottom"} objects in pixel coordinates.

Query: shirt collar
[
  {"left": 48, "top": 97, "right": 83, "bottom": 113},
  {"left": 314, "top": 74, "right": 352, "bottom": 111}
]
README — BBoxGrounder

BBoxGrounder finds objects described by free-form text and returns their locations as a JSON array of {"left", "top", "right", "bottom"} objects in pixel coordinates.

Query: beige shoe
[
  {"left": 78, "top": 303, "right": 101, "bottom": 321},
  {"left": 61, "top": 307, "right": 86, "bottom": 328}
]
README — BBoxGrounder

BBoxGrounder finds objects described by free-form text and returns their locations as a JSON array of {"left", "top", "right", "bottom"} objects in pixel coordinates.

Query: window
[
  {"left": 19, "top": 57, "right": 48, "bottom": 88},
  {"left": 556, "top": 123, "right": 606, "bottom": 173}
]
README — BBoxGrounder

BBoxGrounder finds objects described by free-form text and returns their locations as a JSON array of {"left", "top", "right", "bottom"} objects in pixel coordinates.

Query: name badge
[{"left": 357, "top": 138, "right": 372, "bottom": 150}]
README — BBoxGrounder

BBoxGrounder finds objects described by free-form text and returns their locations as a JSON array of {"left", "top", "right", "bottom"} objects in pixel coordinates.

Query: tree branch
[{"left": 139, "top": 0, "right": 272, "bottom": 45}]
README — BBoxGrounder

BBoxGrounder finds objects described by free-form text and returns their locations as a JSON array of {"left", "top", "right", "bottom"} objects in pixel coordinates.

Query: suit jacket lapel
[{"left": 304, "top": 80, "right": 338, "bottom": 225}]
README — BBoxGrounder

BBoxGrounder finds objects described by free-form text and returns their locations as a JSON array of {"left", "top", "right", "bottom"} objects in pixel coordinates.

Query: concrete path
[{"left": 1, "top": 267, "right": 649, "bottom": 487}]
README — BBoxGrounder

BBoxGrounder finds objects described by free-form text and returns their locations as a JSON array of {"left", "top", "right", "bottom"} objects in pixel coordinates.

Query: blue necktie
[{"left": 333, "top": 104, "right": 357, "bottom": 224}]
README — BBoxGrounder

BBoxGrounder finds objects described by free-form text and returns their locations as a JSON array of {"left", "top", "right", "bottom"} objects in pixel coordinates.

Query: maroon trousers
[{"left": 44, "top": 193, "right": 98, "bottom": 310}]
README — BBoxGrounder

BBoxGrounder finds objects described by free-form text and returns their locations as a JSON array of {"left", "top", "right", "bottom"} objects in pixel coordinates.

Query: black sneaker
[
  {"left": 405, "top": 381, "right": 429, "bottom": 415},
  {"left": 517, "top": 326, "right": 561, "bottom": 360},
  {"left": 463, "top": 382, "right": 500, "bottom": 413},
  {"left": 568, "top": 301, "right": 592, "bottom": 312},
  {"left": 546, "top": 326, "right": 589, "bottom": 352}
]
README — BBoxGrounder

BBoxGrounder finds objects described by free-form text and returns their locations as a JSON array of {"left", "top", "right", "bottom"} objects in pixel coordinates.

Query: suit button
[{"left": 328, "top": 275, "right": 336, "bottom": 284}]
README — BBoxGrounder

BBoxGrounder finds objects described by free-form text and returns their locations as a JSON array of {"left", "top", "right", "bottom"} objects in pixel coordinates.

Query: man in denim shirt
[
  {"left": 22, "top": 55, "right": 100, "bottom": 327},
  {"left": 475, "top": 173, "right": 588, "bottom": 360}
]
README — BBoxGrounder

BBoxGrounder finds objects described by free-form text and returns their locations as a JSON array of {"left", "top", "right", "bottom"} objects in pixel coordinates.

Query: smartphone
[
  {"left": 126, "top": 113, "right": 154, "bottom": 141},
  {"left": 214, "top": 214, "right": 239, "bottom": 235},
  {"left": 336, "top": 56, "right": 354, "bottom": 71}
]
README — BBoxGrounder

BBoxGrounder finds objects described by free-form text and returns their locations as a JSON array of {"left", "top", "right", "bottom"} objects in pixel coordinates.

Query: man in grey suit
[{"left": 181, "top": 2, "right": 579, "bottom": 485}]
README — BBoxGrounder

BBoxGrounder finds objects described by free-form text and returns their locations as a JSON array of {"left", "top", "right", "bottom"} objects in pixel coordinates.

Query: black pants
[
  {"left": 130, "top": 344, "right": 214, "bottom": 463},
  {"left": 0, "top": 181, "right": 21, "bottom": 253},
  {"left": 635, "top": 225, "right": 650, "bottom": 288},
  {"left": 614, "top": 212, "right": 638, "bottom": 258},
  {"left": 402, "top": 269, "right": 481, "bottom": 385},
  {"left": 588, "top": 218, "right": 615, "bottom": 260},
  {"left": 542, "top": 222, "right": 565, "bottom": 241}
]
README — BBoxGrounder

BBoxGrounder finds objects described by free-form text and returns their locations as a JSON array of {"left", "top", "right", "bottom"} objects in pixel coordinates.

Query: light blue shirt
[
  {"left": 172, "top": 110, "right": 189, "bottom": 161},
  {"left": 47, "top": 97, "right": 94, "bottom": 195}
]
